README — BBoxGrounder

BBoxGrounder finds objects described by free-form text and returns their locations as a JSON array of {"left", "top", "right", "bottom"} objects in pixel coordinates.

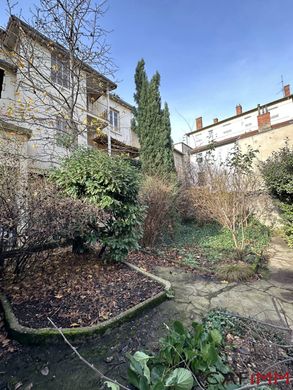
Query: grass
[
  {"left": 165, "top": 220, "right": 271, "bottom": 264},
  {"left": 215, "top": 262, "right": 255, "bottom": 282}
]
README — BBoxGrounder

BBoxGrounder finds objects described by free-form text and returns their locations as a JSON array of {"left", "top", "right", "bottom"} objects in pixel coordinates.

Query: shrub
[
  {"left": 139, "top": 175, "right": 178, "bottom": 247},
  {"left": 51, "top": 148, "right": 143, "bottom": 260},
  {"left": 0, "top": 170, "right": 107, "bottom": 275},
  {"left": 188, "top": 144, "right": 261, "bottom": 256},
  {"left": 215, "top": 262, "right": 255, "bottom": 282},
  {"left": 260, "top": 143, "right": 293, "bottom": 246},
  {"left": 176, "top": 187, "right": 212, "bottom": 224},
  {"left": 125, "top": 320, "right": 230, "bottom": 390},
  {"left": 260, "top": 143, "right": 293, "bottom": 203}
]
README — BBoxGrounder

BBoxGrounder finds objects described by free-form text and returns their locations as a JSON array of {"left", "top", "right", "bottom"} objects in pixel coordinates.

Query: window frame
[
  {"left": 51, "top": 54, "right": 70, "bottom": 89},
  {"left": 109, "top": 108, "right": 120, "bottom": 132}
]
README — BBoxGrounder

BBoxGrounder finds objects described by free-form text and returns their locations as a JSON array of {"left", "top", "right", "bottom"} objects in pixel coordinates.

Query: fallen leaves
[{"left": 2, "top": 248, "right": 163, "bottom": 329}]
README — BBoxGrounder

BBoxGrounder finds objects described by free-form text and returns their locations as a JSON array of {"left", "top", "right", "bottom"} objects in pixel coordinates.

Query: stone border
[{"left": 0, "top": 262, "right": 171, "bottom": 345}]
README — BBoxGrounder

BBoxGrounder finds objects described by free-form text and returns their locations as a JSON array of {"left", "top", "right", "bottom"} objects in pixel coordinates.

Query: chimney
[
  {"left": 213, "top": 118, "right": 218, "bottom": 124},
  {"left": 196, "top": 116, "right": 203, "bottom": 130},
  {"left": 257, "top": 105, "right": 271, "bottom": 130},
  {"left": 236, "top": 104, "right": 242, "bottom": 115},
  {"left": 284, "top": 84, "right": 290, "bottom": 97}
]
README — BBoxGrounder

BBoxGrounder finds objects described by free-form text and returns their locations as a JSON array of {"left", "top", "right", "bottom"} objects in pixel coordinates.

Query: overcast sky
[{"left": 1, "top": 0, "right": 293, "bottom": 142}]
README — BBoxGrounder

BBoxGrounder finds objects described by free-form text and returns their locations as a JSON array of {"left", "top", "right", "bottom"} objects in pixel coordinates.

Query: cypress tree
[
  {"left": 160, "top": 102, "right": 175, "bottom": 173},
  {"left": 133, "top": 60, "right": 175, "bottom": 175},
  {"left": 133, "top": 59, "right": 148, "bottom": 137}
]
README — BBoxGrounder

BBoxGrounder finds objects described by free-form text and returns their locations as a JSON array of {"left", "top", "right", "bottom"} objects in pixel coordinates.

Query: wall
[
  {"left": 187, "top": 98, "right": 293, "bottom": 150},
  {"left": 90, "top": 94, "right": 139, "bottom": 148},
  {"left": 239, "top": 123, "right": 293, "bottom": 162}
]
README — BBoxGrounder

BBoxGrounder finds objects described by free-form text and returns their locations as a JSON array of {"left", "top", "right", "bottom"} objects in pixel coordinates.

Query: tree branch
[{"left": 47, "top": 317, "right": 131, "bottom": 390}]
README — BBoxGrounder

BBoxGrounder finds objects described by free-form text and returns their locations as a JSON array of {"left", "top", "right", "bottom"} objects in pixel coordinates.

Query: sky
[{"left": 1, "top": 0, "right": 293, "bottom": 142}]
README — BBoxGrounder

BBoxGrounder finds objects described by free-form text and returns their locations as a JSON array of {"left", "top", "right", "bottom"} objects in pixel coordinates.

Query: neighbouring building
[
  {"left": 0, "top": 16, "right": 139, "bottom": 172},
  {"left": 173, "top": 141, "right": 193, "bottom": 183},
  {"left": 185, "top": 85, "right": 293, "bottom": 166}
]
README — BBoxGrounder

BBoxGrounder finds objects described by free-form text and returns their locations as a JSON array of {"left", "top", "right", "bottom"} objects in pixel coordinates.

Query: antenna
[{"left": 276, "top": 75, "right": 285, "bottom": 96}]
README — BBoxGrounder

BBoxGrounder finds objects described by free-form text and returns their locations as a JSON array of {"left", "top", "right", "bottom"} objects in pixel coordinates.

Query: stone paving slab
[{"left": 154, "top": 236, "right": 293, "bottom": 329}]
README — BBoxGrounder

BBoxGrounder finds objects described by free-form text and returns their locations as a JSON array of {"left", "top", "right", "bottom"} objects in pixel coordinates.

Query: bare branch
[{"left": 47, "top": 317, "right": 131, "bottom": 390}]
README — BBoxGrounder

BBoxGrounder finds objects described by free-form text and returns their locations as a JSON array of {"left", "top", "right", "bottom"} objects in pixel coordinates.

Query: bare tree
[
  {"left": 190, "top": 144, "right": 262, "bottom": 256},
  {"left": 0, "top": 0, "right": 116, "bottom": 167},
  {"left": 0, "top": 152, "right": 109, "bottom": 275}
]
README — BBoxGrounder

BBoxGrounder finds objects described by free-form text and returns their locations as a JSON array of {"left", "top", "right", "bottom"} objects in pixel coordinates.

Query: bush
[
  {"left": 139, "top": 175, "right": 178, "bottom": 247},
  {"left": 51, "top": 148, "right": 143, "bottom": 261},
  {"left": 260, "top": 143, "right": 293, "bottom": 246},
  {"left": 0, "top": 170, "right": 107, "bottom": 275},
  {"left": 215, "top": 262, "right": 255, "bottom": 282},
  {"left": 187, "top": 145, "right": 261, "bottom": 255},
  {"left": 176, "top": 187, "right": 212, "bottom": 224},
  {"left": 126, "top": 321, "right": 230, "bottom": 390}
]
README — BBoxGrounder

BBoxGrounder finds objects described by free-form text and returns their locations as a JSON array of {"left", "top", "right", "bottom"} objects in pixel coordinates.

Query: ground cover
[
  {"left": 1, "top": 248, "right": 163, "bottom": 329},
  {"left": 129, "top": 221, "right": 271, "bottom": 281},
  {"left": 125, "top": 309, "right": 292, "bottom": 390}
]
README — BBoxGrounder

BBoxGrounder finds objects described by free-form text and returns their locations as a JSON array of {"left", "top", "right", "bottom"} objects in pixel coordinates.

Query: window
[
  {"left": 55, "top": 117, "right": 76, "bottom": 148},
  {"left": 109, "top": 108, "right": 119, "bottom": 131},
  {"left": 51, "top": 54, "right": 70, "bottom": 88},
  {"left": 56, "top": 117, "right": 70, "bottom": 133},
  {"left": 0, "top": 69, "right": 4, "bottom": 98}
]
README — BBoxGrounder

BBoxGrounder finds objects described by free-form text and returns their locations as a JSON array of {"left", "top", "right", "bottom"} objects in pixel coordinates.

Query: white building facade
[
  {"left": 0, "top": 16, "right": 139, "bottom": 171},
  {"left": 186, "top": 86, "right": 293, "bottom": 165}
]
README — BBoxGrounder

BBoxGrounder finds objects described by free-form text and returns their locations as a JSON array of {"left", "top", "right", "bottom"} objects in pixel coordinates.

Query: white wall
[
  {"left": 187, "top": 98, "right": 293, "bottom": 150},
  {"left": 89, "top": 94, "right": 139, "bottom": 148}
]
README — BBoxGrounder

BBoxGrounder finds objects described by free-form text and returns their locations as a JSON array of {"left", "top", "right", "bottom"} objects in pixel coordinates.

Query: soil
[
  {"left": 1, "top": 248, "right": 163, "bottom": 329},
  {"left": 128, "top": 247, "right": 215, "bottom": 275}
]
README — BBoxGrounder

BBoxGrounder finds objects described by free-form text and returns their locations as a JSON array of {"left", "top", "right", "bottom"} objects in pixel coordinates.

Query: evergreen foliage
[
  {"left": 51, "top": 148, "right": 143, "bottom": 260},
  {"left": 133, "top": 59, "right": 175, "bottom": 175},
  {"left": 260, "top": 143, "right": 293, "bottom": 247}
]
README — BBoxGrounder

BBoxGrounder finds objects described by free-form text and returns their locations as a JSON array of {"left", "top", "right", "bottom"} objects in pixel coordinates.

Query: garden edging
[{"left": 0, "top": 262, "right": 171, "bottom": 345}]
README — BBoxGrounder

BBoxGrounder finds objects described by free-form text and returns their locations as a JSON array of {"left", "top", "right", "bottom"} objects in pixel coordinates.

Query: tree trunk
[{"left": 72, "top": 237, "right": 87, "bottom": 254}]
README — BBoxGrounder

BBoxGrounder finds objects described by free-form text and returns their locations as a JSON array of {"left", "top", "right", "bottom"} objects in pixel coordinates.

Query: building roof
[
  {"left": 186, "top": 94, "right": 293, "bottom": 136},
  {"left": 3, "top": 15, "right": 116, "bottom": 91},
  {"left": 110, "top": 94, "right": 134, "bottom": 111},
  {"left": 190, "top": 118, "right": 293, "bottom": 155}
]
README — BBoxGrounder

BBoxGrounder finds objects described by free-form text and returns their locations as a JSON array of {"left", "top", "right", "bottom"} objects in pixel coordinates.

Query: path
[{"left": 155, "top": 236, "right": 293, "bottom": 328}]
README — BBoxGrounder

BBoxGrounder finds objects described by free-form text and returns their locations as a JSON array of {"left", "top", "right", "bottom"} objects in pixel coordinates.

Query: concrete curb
[{"left": 0, "top": 262, "right": 171, "bottom": 345}]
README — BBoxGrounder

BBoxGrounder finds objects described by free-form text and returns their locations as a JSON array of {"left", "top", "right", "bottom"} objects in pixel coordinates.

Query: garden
[
  {"left": 0, "top": 138, "right": 293, "bottom": 390},
  {"left": 0, "top": 2, "right": 292, "bottom": 388}
]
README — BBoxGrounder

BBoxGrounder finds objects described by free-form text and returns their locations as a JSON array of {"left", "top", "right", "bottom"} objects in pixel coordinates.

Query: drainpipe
[{"left": 106, "top": 86, "right": 111, "bottom": 156}]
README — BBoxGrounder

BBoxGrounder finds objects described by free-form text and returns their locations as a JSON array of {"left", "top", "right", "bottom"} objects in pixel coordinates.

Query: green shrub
[
  {"left": 260, "top": 143, "right": 293, "bottom": 203},
  {"left": 51, "top": 148, "right": 143, "bottom": 260},
  {"left": 203, "top": 309, "right": 245, "bottom": 337},
  {"left": 260, "top": 143, "right": 293, "bottom": 246},
  {"left": 126, "top": 321, "right": 230, "bottom": 390},
  {"left": 215, "top": 262, "right": 255, "bottom": 282}
]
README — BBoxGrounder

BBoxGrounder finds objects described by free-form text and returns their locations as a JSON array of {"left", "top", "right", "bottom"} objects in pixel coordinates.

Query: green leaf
[
  {"left": 165, "top": 368, "right": 194, "bottom": 390},
  {"left": 104, "top": 381, "right": 120, "bottom": 390},
  {"left": 210, "top": 329, "right": 222, "bottom": 345},
  {"left": 128, "top": 367, "right": 141, "bottom": 388},
  {"left": 151, "top": 366, "right": 165, "bottom": 383},
  {"left": 132, "top": 351, "right": 152, "bottom": 384},
  {"left": 173, "top": 321, "right": 186, "bottom": 335}
]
